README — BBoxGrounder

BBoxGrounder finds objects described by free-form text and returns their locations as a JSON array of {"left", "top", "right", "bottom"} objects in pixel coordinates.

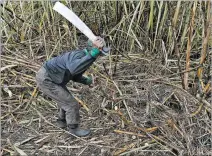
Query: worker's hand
[
  {"left": 85, "top": 76, "right": 92, "bottom": 85},
  {"left": 87, "top": 37, "right": 105, "bottom": 58},
  {"left": 93, "top": 37, "right": 105, "bottom": 49}
]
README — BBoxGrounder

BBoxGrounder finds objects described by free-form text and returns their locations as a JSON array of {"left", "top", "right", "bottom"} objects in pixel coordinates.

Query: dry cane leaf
[
  {"left": 116, "top": 110, "right": 131, "bottom": 125},
  {"left": 14, "top": 136, "right": 36, "bottom": 146},
  {"left": 0, "top": 65, "right": 17, "bottom": 72},
  {"left": 2, "top": 148, "right": 15, "bottom": 155},
  {"left": 3, "top": 86, "right": 13, "bottom": 97},
  {"left": 13, "top": 145, "right": 27, "bottom": 156},
  {"left": 190, "top": 103, "right": 203, "bottom": 117},
  {"left": 113, "top": 143, "right": 135, "bottom": 156},
  {"left": 167, "top": 119, "right": 183, "bottom": 137}
]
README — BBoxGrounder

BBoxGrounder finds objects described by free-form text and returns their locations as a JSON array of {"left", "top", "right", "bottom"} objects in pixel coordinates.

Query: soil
[{"left": 1, "top": 56, "right": 211, "bottom": 156}]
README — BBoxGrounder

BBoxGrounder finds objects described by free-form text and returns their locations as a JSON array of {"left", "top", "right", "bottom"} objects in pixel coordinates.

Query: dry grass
[{"left": 1, "top": 1, "right": 211, "bottom": 156}]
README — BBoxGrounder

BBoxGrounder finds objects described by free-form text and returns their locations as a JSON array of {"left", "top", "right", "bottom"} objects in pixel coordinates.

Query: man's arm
[
  {"left": 66, "top": 37, "right": 104, "bottom": 76},
  {"left": 66, "top": 47, "right": 100, "bottom": 76}
]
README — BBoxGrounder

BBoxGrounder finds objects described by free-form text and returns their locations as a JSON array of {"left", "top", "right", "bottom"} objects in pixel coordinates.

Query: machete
[{"left": 53, "top": 2, "right": 110, "bottom": 54}]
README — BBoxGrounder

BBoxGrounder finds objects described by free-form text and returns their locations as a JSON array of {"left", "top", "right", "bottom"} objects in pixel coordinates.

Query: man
[{"left": 36, "top": 37, "right": 108, "bottom": 137}]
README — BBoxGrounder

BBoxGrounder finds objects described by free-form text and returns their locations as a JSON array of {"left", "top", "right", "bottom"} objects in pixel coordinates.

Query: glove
[
  {"left": 90, "top": 48, "right": 100, "bottom": 58},
  {"left": 86, "top": 37, "right": 105, "bottom": 58},
  {"left": 85, "top": 76, "right": 92, "bottom": 85}
]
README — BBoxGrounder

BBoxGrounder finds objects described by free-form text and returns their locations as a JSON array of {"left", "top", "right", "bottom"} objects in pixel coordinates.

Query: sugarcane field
[{"left": 1, "top": 1, "right": 212, "bottom": 156}]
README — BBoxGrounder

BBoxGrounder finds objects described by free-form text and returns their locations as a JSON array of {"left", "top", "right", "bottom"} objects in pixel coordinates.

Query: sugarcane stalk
[{"left": 184, "top": 1, "right": 197, "bottom": 90}]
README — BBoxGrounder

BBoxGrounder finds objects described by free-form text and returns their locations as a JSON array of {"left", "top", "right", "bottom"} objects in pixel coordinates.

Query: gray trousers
[{"left": 35, "top": 67, "right": 80, "bottom": 125}]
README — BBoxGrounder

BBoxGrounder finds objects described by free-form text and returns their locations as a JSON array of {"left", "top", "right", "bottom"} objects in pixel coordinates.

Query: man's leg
[
  {"left": 36, "top": 69, "right": 90, "bottom": 136},
  {"left": 59, "top": 85, "right": 80, "bottom": 125},
  {"left": 37, "top": 80, "right": 80, "bottom": 124},
  {"left": 59, "top": 86, "right": 90, "bottom": 137},
  {"left": 38, "top": 82, "right": 90, "bottom": 136},
  {"left": 57, "top": 108, "right": 66, "bottom": 128},
  {"left": 36, "top": 67, "right": 79, "bottom": 126},
  {"left": 59, "top": 108, "right": 66, "bottom": 119}
]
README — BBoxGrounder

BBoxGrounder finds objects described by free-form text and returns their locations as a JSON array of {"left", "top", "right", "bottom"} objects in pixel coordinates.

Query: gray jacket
[{"left": 43, "top": 49, "right": 96, "bottom": 85}]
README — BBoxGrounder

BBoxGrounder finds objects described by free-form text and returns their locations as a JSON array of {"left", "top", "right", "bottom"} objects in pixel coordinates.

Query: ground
[{"left": 1, "top": 56, "right": 211, "bottom": 156}]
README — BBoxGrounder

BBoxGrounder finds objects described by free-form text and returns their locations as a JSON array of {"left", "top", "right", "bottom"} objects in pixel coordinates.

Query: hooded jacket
[{"left": 43, "top": 48, "right": 97, "bottom": 85}]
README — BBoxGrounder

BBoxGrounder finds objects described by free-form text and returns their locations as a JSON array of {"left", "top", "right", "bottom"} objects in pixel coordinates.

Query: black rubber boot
[
  {"left": 56, "top": 118, "right": 67, "bottom": 129},
  {"left": 67, "top": 124, "right": 91, "bottom": 137}
]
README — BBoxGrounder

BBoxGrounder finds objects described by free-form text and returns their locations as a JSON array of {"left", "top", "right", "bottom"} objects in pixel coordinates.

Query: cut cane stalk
[
  {"left": 74, "top": 96, "right": 90, "bottom": 113},
  {"left": 203, "top": 82, "right": 210, "bottom": 93},
  {"left": 113, "top": 143, "right": 135, "bottom": 156},
  {"left": 196, "top": 1, "right": 212, "bottom": 94},
  {"left": 114, "top": 129, "right": 144, "bottom": 137},
  {"left": 184, "top": 1, "right": 197, "bottom": 90}
]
